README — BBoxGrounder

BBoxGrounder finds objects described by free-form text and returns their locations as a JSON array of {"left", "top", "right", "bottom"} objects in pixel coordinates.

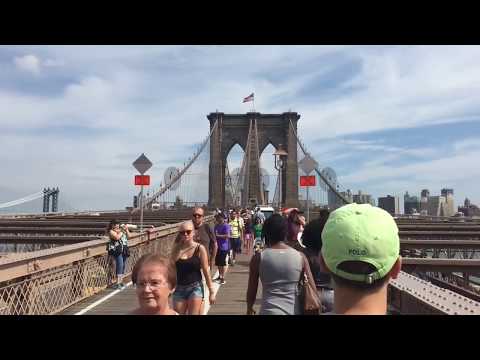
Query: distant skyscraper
[
  {"left": 441, "top": 188, "right": 454, "bottom": 197},
  {"left": 404, "top": 191, "right": 420, "bottom": 215},
  {"left": 340, "top": 189, "right": 353, "bottom": 203},
  {"left": 427, "top": 196, "right": 446, "bottom": 216},
  {"left": 458, "top": 198, "right": 480, "bottom": 216},
  {"left": 420, "top": 189, "right": 430, "bottom": 214},
  {"left": 321, "top": 167, "right": 343, "bottom": 209},
  {"left": 353, "top": 190, "right": 375, "bottom": 206},
  {"left": 418, "top": 188, "right": 452, "bottom": 216},
  {"left": 441, "top": 188, "right": 455, "bottom": 217},
  {"left": 378, "top": 195, "right": 400, "bottom": 215}
]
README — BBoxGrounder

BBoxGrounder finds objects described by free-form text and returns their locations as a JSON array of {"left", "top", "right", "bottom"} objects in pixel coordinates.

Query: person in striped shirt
[{"left": 228, "top": 211, "right": 242, "bottom": 266}]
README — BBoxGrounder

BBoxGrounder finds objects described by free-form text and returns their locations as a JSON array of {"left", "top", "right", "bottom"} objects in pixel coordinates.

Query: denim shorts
[{"left": 173, "top": 281, "right": 204, "bottom": 301}]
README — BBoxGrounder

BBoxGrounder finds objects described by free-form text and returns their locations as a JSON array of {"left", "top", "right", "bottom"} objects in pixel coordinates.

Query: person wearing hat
[{"left": 320, "top": 203, "right": 402, "bottom": 315}]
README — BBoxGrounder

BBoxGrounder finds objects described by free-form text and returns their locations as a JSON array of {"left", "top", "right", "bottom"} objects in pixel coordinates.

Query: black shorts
[
  {"left": 215, "top": 250, "right": 229, "bottom": 266},
  {"left": 230, "top": 238, "right": 241, "bottom": 253}
]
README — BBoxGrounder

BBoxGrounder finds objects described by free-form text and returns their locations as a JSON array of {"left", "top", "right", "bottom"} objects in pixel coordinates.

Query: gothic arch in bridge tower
[
  {"left": 225, "top": 143, "right": 245, "bottom": 206},
  {"left": 207, "top": 111, "right": 300, "bottom": 209}
]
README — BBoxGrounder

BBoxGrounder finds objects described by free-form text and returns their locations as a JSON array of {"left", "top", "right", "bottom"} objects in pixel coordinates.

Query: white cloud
[
  {"left": 44, "top": 58, "right": 64, "bottom": 67},
  {"left": 296, "top": 46, "right": 480, "bottom": 142},
  {"left": 338, "top": 138, "right": 480, "bottom": 205},
  {"left": 2, "top": 45, "right": 480, "bottom": 211},
  {"left": 13, "top": 54, "right": 41, "bottom": 75}
]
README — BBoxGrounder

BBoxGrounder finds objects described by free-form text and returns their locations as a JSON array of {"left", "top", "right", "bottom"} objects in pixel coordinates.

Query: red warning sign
[
  {"left": 135, "top": 175, "right": 150, "bottom": 186},
  {"left": 300, "top": 175, "right": 316, "bottom": 187}
]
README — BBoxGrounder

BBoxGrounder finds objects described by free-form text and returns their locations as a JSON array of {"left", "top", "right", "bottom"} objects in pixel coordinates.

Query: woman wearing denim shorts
[{"left": 171, "top": 221, "right": 216, "bottom": 315}]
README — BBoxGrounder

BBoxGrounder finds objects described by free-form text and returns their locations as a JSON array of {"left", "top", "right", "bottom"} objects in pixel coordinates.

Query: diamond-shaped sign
[
  {"left": 299, "top": 155, "right": 318, "bottom": 175},
  {"left": 133, "top": 153, "right": 153, "bottom": 175}
]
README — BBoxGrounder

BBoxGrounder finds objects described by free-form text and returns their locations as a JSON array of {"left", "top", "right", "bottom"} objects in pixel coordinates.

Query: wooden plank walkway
[
  {"left": 208, "top": 253, "right": 262, "bottom": 315},
  {"left": 61, "top": 252, "right": 261, "bottom": 315},
  {"left": 61, "top": 285, "right": 137, "bottom": 315}
]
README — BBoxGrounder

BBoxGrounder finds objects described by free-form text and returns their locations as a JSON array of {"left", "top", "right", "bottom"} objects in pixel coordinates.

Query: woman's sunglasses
[{"left": 180, "top": 230, "right": 193, "bottom": 235}]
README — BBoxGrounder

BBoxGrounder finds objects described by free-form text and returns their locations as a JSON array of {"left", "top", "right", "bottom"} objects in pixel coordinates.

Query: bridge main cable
[
  {"left": 288, "top": 118, "right": 351, "bottom": 205},
  {"left": 0, "top": 191, "right": 45, "bottom": 209},
  {"left": 140, "top": 119, "right": 219, "bottom": 211}
]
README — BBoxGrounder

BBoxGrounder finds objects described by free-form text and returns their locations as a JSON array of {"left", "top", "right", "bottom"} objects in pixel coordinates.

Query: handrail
[
  {"left": 0, "top": 215, "right": 214, "bottom": 315},
  {"left": 0, "top": 224, "right": 176, "bottom": 283},
  {"left": 0, "top": 215, "right": 214, "bottom": 283}
]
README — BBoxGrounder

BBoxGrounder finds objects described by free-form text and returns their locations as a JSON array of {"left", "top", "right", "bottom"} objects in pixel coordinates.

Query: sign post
[
  {"left": 299, "top": 155, "right": 318, "bottom": 223},
  {"left": 133, "top": 153, "right": 153, "bottom": 231},
  {"left": 307, "top": 179, "right": 312, "bottom": 223},
  {"left": 300, "top": 175, "right": 316, "bottom": 222}
]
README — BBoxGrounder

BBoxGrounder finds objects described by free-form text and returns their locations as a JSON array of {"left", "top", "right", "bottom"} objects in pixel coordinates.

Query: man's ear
[
  {"left": 319, "top": 254, "right": 331, "bottom": 274},
  {"left": 389, "top": 257, "right": 402, "bottom": 279}
]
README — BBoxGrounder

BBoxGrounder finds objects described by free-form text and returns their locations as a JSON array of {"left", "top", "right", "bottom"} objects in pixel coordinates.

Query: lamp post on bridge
[{"left": 273, "top": 145, "right": 288, "bottom": 211}]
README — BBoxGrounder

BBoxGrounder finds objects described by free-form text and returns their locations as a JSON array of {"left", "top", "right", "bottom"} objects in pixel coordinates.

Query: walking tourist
[
  {"left": 301, "top": 210, "right": 334, "bottom": 313},
  {"left": 254, "top": 206, "right": 265, "bottom": 224},
  {"left": 246, "top": 214, "right": 316, "bottom": 315},
  {"left": 130, "top": 254, "right": 178, "bottom": 315},
  {"left": 253, "top": 217, "right": 264, "bottom": 253},
  {"left": 171, "top": 221, "right": 216, "bottom": 315},
  {"left": 191, "top": 207, "right": 217, "bottom": 272},
  {"left": 242, "top": 210, "right": 253, "bottom": 254},
  {"left": 191, "top": 207, "right": 217, "bottom": 314},
  {"left": 228, "top": 211, "right": 242, "bottom": 265},
  {"left": 213, "top": 213, "right": 230, "bottom": 284},
  {"left": 320, "top": 203, "right": 401, "bottom": 315},
  {"left": 285, "top": 209, "right": 306, "bottom": 251}
]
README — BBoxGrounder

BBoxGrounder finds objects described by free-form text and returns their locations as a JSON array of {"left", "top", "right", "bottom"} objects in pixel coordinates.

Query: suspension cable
[
  {"left": 139, "top": 118, "right": 219, "bottom": 211},
  {"left": 254, "top": 118, "right": 265, "bottom": 205},
  {"left": 288, "top": 118, "right": 351, "bottom": 205},
  {"left": 0, "top": 191, "right": 45, "bottom": 209},
  {"left": 236, "top": 120, "right": 253, "bottom": 207}
]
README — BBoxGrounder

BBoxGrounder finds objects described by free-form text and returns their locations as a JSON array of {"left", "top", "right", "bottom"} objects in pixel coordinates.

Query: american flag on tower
[{"left": 243, "top": 93, "right": 254, "bottom": 103}]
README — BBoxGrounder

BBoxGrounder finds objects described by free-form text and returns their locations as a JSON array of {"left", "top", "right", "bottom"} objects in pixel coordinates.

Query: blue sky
[{"left": 1, "top": 45, "right": 480, "bottom": 212}]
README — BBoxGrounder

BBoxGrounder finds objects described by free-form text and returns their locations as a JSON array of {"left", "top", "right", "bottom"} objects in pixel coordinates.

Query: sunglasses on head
[{"left": 180, "top": 230, "right": 193, "bottom": 235}]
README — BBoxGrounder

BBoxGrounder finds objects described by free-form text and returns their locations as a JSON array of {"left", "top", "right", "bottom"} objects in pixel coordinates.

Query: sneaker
[
  {"left": 220, "top": 279, "right": 226, "bottom": 285},
  {"left": 213, "top": 277, "right": 221, "bottom": 283},
  {"left": 119, "top": 283, "right": 126, "bottom": 290}
]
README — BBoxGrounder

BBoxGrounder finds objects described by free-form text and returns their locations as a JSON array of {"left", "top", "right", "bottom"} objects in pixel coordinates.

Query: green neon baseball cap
[{"left": 321, "top": 203, "right": 400, "bottom": 284}]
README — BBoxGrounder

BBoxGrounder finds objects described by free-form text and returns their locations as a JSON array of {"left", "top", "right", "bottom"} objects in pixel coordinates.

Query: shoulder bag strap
[{"left": 195, "top": 244, "right": 201, "bottom": 257}]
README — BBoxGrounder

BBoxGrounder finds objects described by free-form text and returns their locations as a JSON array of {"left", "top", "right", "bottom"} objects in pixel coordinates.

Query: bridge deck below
[
  {"left": 208, "top": 253, "right": 262, "bottom": 315},
  {"left": 61, "top": 285, "right": 137, "bottom": 315}
]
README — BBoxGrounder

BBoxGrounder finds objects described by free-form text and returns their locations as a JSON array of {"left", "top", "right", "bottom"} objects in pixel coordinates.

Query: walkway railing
[{"left": 0, "top": 216, "right": 214, "bottom": 315}]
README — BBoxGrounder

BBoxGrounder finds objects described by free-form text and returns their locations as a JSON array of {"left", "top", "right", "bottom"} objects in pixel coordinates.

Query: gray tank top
[{"left": 259, "top": 247, "right": 303, "bottom": 315}]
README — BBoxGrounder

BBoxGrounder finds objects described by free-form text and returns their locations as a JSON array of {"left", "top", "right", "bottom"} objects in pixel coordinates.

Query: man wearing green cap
[{"left": 320, "top": 203, "right": 402, "bottom": 315}]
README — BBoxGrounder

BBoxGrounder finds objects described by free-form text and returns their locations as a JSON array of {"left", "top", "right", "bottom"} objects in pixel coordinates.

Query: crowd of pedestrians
[{"left": 108, "top": 202, "right": 401, "bottom": 316}]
